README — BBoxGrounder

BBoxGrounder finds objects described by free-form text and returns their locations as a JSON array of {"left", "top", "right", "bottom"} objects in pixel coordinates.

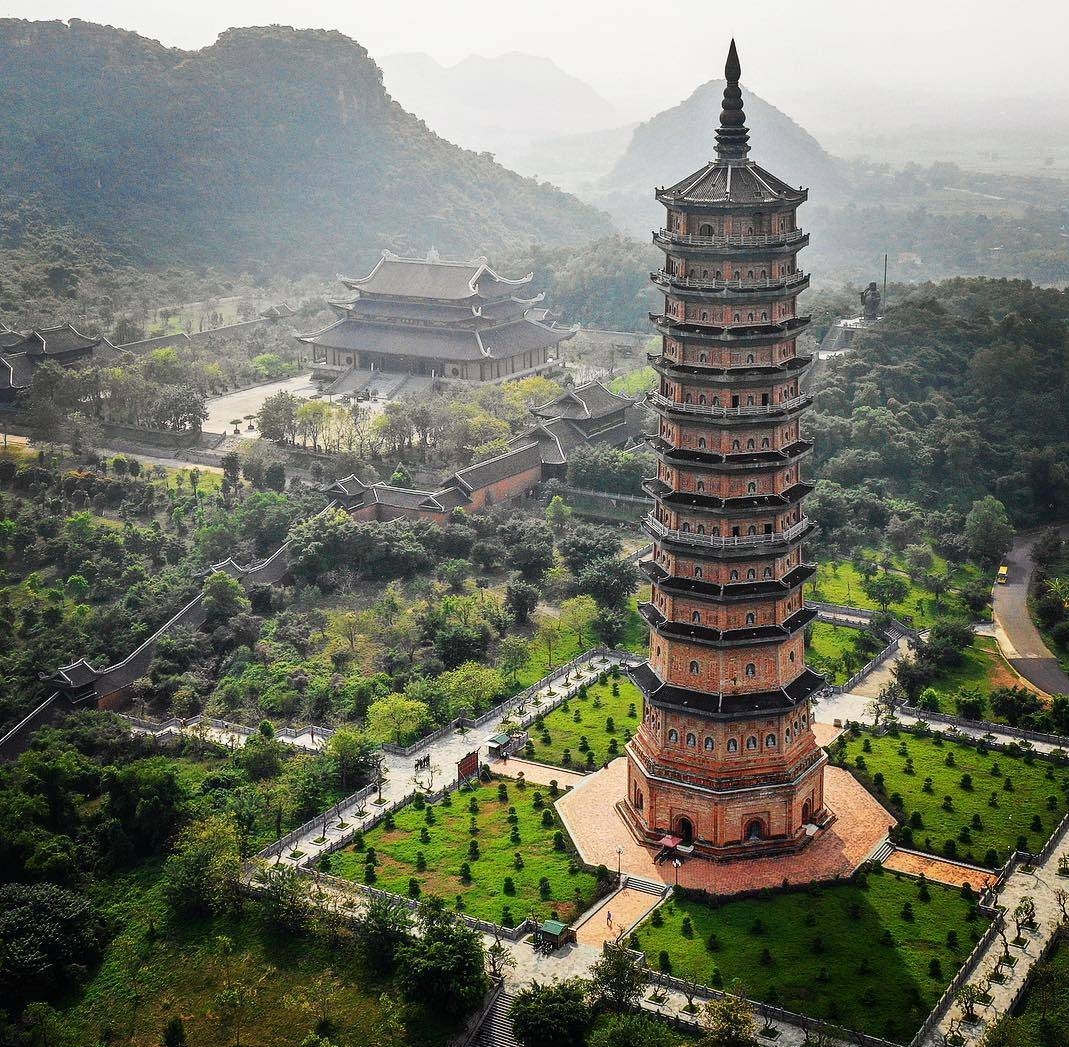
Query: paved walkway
[
  {"left": 924, "top": 816, "right": 1069, "bottom": 1046},
  {"left": 573, "top": 887, "right": 663, "bottom": 948},
  {"left": 992, "top": 527, "right": 1069, "bottom": 696},
  {"left": 202, "top": 373, "right": 317, "bottom": 434},
  {"left": 883, "top": 848, "right": 997, "bottom": 891}
]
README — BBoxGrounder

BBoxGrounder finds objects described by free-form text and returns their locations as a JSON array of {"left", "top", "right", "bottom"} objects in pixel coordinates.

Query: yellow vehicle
[{"left": 997, "top": 565, "right": 1009, "bottom": 585}]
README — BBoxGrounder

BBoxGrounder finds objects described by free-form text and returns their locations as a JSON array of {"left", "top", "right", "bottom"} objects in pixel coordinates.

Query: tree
[
  {"left": 0, "top": 883, "right": 105, "bottom": 1006},
  {"left": 861, "top": 572, "right": 910, "bottom": 612},
  {"left": 162, "top": 1016, "right": 188, "bottom": 1047},
  {"left": 576, "top": 556, "right": 639, "bottom": 610},
  {"left": 396, "top": 897, "right": 489, "bottom": 1020},
  {"left": 545, "top": 495, "right": 572, "bottom": 532},
  {"left": 438, "top": 662, "right": 505, "bottom": 717},
  {"left": 254, "top": 864, "right": 311, "bottom": 933},
  {"left": 587, "top": 1013, "right": 676, "bottom": 1047},
  {"left": 366, "top": 694, "right": 430, "bottom": 745},
  {"left": 258, "top": 391, "right": 302, "bottom": 444},
  {"left": 264, "top": 462, "right": 286, "bottom": 492},
  {"left": 324, "top": 726, "right": 376, "bottom": 791},
  {"left": 510, "top": 978, "right": 591, "bottom": 1047},
  {"left": 534, "top": 611, "right": 564, "bottom": 672},
  {"left": 557, "top": 524, "right": 623, "bottom": 575},
  {"left": 965, "top": 497, "right": 1014, "bottom": 566},
  {"left": 505, "top": 580, "right": 540, "bottom": 625},
  {"left": 163, "top": 815, "right": 243, "bottom": 916},
  {"left": 560, "top": 595, "right": 598, "bottom": 649},
  {"left": 699, "top": 989, "right": 757, "bottom": 1047},
  {"left": 202, "top": 571, "right": 251, "bottom": 627},
  {"left": 588, "top": 938, "right": 648, "bottom": 1010},
  {"left": 351, "top": 894, "right": 413, "bottom": 974},
  {"left": 498, "top": 635, "right": 530, "bottom": 684}
]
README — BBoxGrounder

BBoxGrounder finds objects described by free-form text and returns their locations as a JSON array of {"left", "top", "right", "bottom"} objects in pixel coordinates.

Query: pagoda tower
[{"left": 624, "top": 40, "right": 828, "bottom": 859}]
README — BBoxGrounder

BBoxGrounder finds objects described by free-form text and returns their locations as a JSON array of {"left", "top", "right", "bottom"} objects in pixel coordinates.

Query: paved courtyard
[
  {"left": 555, "top": 760, "right": 894, "bottom": 895},
  {"left": 202, "top": 373, "right": 318, "bottom": 434}
]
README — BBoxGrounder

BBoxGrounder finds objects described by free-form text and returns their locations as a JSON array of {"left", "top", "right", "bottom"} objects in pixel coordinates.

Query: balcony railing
[
  {"left": 630, "top": 743, "right": 825, "bottom": 793},
  {"left": 648, "top": 392, "right": 809, "bottom": 418},
  {"left": 645, "top": 514, "right": 810, "bottom": 548},
  {"left": 657, "top": 227, "right": 807, "bottom": 248},
  {"left": 653, "top": 270, "right": 809, "bottom": 293}
]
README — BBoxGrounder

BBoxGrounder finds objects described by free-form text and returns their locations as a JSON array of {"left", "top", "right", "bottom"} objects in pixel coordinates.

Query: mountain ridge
[{"left": 0, "top": 20, "right": 612, "bottom": 273}]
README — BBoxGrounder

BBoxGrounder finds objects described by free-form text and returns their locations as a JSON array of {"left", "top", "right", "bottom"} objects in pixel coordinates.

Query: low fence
[
  {"left": 896, "top": 702, "right": 1069, "bottom": 750},
  {"left": 643, "top": 967, "right": 903, "bottom": 1047}
]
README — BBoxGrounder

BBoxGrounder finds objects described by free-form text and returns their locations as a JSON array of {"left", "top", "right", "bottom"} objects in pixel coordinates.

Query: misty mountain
[
  {"left": 0, "top": 21, "right": 611, "bottom": 273},
  {"left": 379, "top": 51, "right": 620, "bottom": 171},
  {"left": 589, "top": 79, "right": 851, "bottom": 236}
]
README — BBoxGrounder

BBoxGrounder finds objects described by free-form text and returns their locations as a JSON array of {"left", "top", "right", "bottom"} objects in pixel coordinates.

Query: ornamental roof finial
[{"left": 715, "top": 38, "right": 750, "bottom": 163}]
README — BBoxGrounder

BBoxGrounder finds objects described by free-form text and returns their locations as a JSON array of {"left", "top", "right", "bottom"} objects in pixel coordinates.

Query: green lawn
[
  {"left": 808, "top": 561, "right": 970, "bottom": 629},
  {"left": 328, "top": 779, "right": 600, "bottom": 926},
  {"left": 58, "top": 864, "right": 450, "bottom": 1047},
  {"left": 632, "top": 870, "right": 986, "bottom": 1042},
  {"left": 839, "top": 729, "right": 1067, "bottom": 865},
  {"left": 1002, "top": 936, "right": 1069, "bottom": 1043},
  {"left": 805, "top": 621, "right": 863, "bottom": 685},
  {"left": 524, "top": 673, "right": 643, "bottom": 770},
  {"left": 916, "top": 636, "right": 1032, "bottom": 720}
]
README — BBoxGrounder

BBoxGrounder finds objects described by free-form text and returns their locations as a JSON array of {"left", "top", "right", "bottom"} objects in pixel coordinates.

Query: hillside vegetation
[
  {"left": 0, "top": 20, "right": 610, "bottom": 274},
  {"left": 807, "top": 277, "right": 1069, "bottom": 548}
]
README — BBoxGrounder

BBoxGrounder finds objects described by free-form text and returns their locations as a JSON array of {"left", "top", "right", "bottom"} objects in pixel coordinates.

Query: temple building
[
  {"left": 623, "top": 40, "right": 828, "bottom": 860},
  {"left": 298, "top": 251, "right": 576, "bottom": 382},
  {"left": 324, "top": 379, "right": 643, "bottom": 522},
  {"left": 0, "top": 323, "right": 129, "bottom": 407}
]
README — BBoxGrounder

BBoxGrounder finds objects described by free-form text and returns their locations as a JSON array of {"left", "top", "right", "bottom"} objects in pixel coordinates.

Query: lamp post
[
  {"left": 616, "top": 845, "right": 624, "bottom": 885},
  {"left": 672, "top": 858, "right": 682, "bottom": 888}
]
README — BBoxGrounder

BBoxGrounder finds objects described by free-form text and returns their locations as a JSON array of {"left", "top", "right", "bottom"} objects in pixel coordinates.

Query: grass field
[
  {"left": 805, "top": 621, "right": 864, "bottom": 685},
  {"left": 329, "top": 779, "right": 600, "bottom": 926},
  {"left": 524, "top": 673, "right": 643, "bottom": 770},
  {"left": 839, "top": 729, "right": 1067, "bottom": 864},
  {"left": 808, "top": 561, "right": 970, "bottom": 629},
  {"left": 632, "top": 870, "right": 986, "bottom": 1042},
  {"left": 918, "top": 636, "right": 1036, "bottom": 720},
  {"left": 57, "top": 865, "right": 451, "bottom": 1047},
  {"left": 1004, "top": 936, "right": 1069, "bottom": 1043}
]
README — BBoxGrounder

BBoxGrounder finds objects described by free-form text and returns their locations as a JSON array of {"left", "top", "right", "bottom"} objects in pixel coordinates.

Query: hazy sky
[{"left": 1, "top": 0, "right": 1063, "bottom": 129}]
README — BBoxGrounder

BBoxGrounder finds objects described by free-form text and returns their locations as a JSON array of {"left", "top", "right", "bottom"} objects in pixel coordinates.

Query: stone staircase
[
  {"left": 481, "top": 990, "right": 519, "bottom": 1047},
  {"left": 623, "top": 874, "right": 670, "bottom": 897},
  {"left": 869, "top": 838, "right": 895, "bottom": 865}
]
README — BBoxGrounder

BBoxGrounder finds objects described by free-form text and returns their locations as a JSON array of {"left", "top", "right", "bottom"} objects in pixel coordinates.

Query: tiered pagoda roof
[{"left": 299, "top": 250, "right": 577, "bottom": 365}]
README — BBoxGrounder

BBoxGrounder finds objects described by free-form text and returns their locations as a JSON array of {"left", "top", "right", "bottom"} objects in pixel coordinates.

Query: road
[{"left": 992, "top": 527, "right": 1069, "bottom": 696}]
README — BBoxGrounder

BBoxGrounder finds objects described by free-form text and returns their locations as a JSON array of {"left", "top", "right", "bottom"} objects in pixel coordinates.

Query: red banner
[{"left": 457, "top": 749, "right": 480, "bottom": 782}]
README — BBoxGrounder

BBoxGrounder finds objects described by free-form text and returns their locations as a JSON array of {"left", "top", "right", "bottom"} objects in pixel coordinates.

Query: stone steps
[
  {"left": 624, "top": 874, "right": 669, "bottom": 896},
  {"left": 481, "top": 990, "right": 519, "bottom": 1047}
]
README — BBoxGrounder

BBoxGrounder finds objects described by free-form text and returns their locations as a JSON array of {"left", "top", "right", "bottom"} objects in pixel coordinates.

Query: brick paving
[
  {"left": 811, "top": 721, "right": 842, "bottom": 748},
  {"left": 883, "top": 848, "right": 997, "bottom": 891},
  {"left": 556, "top": 760, "right": 894, "bottom": 894},
  {"left": 573, "top": 887, "right": 664, "bottom": 948}
]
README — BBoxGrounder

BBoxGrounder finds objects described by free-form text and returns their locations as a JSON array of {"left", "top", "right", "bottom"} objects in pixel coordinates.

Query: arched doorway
[
  {"left": 744, "top": 818, "right": 765, "bottom": 842},
  {"left": 676, "top": 816, "right": 695, "bottom": 846},
  {"left": 802, "top": 800, "right": 812, "bottom": 824}
]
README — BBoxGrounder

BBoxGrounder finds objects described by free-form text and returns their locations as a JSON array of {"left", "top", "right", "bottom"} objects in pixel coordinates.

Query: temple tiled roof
[
  {"left": 329, "top": 294, "right": 535, "bottom": 327},
  {"left": 532, "top": 380, "right": 637, "bottom": 421},
  {"left": 517, "top": 418, "right": 589, "bottom": 465},
  {"left": 658, "top": 160, "right": 806, "bottom": 206},
  {"left": 339, "top": 252, "right": 533, "bottom": 302},
  {"left": 324, "top": 474, "right": 369, "bottom": 498},
  {"left": 0, "top": 353, "right": 36, "bottom": 391},
  {"left": 0, "top": 325, "right": 22, "bottom": 350},
  {"left": 298, "top": 316, "right": 571, "bottom": 362},
  {"left": 453, "top": 441, "right": 544, "bottom": 492},
  {"left": 260, "top": 303, "right": 295, "bottom": 320},
  {"left": 48, "top": 658, "right": 103, "bottom": 689},
  {"left": 5, "top": 323, "right": 102, "bottom": 356}
]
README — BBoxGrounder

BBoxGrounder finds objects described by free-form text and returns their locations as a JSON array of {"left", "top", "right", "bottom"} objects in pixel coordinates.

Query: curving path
[{"left": 992, "top": 528, "right": 1069, "bottom": 696}]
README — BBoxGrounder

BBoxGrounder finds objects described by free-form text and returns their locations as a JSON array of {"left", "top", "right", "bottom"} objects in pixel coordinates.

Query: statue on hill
[{"left": 860, "top": 281, "right": 881, "bottom": 322}]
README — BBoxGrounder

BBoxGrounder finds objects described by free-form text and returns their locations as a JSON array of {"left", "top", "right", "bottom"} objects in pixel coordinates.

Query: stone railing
[
  {"left": 645, "top": 514, "right": 809, "bottom": 549},
  {"left": 656, "top": 227, "right": 807, "bottom": 248},
  {"left": 647, "top": 391, "right": 809, "bottom": 418},
  {"left": 652, "top": 269, "right": 809, "bottom": 293}
]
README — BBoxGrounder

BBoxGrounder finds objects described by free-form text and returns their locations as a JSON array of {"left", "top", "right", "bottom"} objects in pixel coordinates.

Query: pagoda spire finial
[{"left": 715, "top": 38, "right": 750, "bottom": 163}]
